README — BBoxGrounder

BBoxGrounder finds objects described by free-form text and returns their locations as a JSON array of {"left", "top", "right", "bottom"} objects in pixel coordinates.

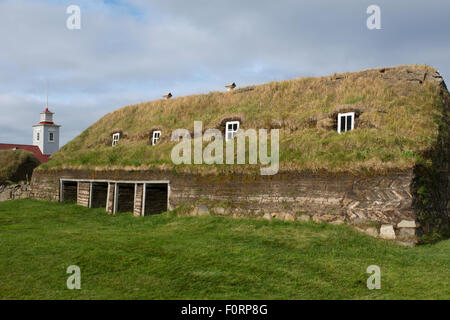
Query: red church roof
[{"left": 0, "top": 143, "right": 50, "bottom": 163}]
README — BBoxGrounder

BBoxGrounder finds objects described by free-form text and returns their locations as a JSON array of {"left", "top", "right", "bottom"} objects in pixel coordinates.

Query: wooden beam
[
  {"left": 89, "top": 182, "right": 93, "bottom": 208},
  {"left": 76, "top": 181, "right": 79, "bottom": 205},
  {"left": 142, "top": 183, "right": 147, "bottom": 217},
  {"left": 106, "top": 183, "right": 110, "bottom": 213},
  {"left": 59, "top": 180, "right": 63, "bottom": 202},
  {"left": 60, "top": 178, "right": 170, "bottom": 184},
  {"left": 113, "top": 183, "right": 118, "bottom": 214},
  {"left": 167, "top": 184, "right": 171, "bottom": 211},
  {"left": 133, "top": 183, "right": 137, "bottom": 214}
]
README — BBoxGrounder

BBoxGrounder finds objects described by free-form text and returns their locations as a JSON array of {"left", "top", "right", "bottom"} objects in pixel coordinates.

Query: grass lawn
[{"left": 0, "top": 199, "right": 448, "bottom": 300}]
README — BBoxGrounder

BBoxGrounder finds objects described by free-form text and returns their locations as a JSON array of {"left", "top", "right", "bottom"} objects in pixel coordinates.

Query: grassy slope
[
  {"left": 0, "top": 199, "right": 448, "bottom": 299},
  {"left": 0, "top": 150, "right": 40, "bottom": 184},
  {"left": 40, "top": 65, "right": 446, "bottom": 175}
]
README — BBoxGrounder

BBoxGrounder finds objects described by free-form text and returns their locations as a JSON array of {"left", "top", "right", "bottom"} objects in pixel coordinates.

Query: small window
[
  {"left": 225, "top": 121, "right": 240, "bottom": 141},
  {"left": 337, "top": 112, "right": 355, "bottom": 133},
  {"left": 112, "top": 133, "right": 120, "bottom": 146},
  {"left": 152, "top": 131, "right": 161, "bottom": 146},
  {"left": 36, "top": 132, "right": 40, "bottom": 141},
  {"left": 49, "top": 132, "right": 54, "bottom": 142}
]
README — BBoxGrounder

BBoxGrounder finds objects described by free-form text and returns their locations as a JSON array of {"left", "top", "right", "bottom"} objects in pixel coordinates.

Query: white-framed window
[
  {"left": 225, "top": 121, "right": 240, "bottom": 141},
  {"left": 36, "top": 132, "right": 40, "bottom": 141},
  {"left": 112, "top": 133, "right": 120, "bottom": 146},
  {"left": 337, "top": 112, "right": 355, "bottom": 133},
  {"left": 49, "top": 132, "right": 54, "bottom": 142},
  {"left": 152, "top": 130, "right": 161, "bottom": 146}
]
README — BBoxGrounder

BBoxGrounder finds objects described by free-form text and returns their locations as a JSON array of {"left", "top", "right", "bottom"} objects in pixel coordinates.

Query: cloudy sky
[{"left": 0, "top": 0, "right": 449, "bottom": 146}]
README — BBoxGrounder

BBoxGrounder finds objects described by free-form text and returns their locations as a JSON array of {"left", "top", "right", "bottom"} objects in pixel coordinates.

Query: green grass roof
[
  {"left": 40, "top": 65, "right": 448, "bottom": 175},
  {"left": 0, "top": 150, "right": 40, "bottom": 183}
]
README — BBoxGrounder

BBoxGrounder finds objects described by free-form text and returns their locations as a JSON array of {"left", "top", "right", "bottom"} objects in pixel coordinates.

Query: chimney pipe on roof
[{"left": 225, "top": 82, "right": 236, "bottom": 91}]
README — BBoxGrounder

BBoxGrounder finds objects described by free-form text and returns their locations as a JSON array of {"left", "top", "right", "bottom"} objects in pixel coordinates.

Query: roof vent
[
  {"left": 225, "top": 83, "right": 236, "bottom": 91},
  {"left": 163, "top": 93, "right": 173, "bottom": 100}
]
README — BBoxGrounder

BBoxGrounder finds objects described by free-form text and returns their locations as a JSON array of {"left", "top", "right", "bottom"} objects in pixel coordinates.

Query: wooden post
[
  {"left": 142, "top": 183, "right": 147, "bottom": 216},
  {"left": 113, "top": 183, "right": 118, "bottom": 214},
  {"left": 133, "top": 184, "right": 137, "bottom": 214},
  {"left": 167, "top": 184, "right": 170, "bottom": 211},
  {"left": 106, "top": 183, "right": 110, "bottom": 213},
  {"left": 60, "top": 180, "right": 64, "bottom": 202},
  {"left": 89, "top": 182, "right": 93, "bottom": 208}
]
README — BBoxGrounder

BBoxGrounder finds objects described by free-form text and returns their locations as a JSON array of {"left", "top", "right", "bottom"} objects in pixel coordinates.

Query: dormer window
[
  {"left": 112, "top": 133, "right": 120, "bottom": 146},
  {"left": 337, "top": 112, "right": 355, "bottom": 133},
  {"left": 152, "top": 131, "right": 161, "bottom": 146},
  {"left": 225, "top": 121, "right": 240, "bottom": 141}
]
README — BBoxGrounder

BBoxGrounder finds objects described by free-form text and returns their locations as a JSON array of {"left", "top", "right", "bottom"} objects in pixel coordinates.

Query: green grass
[
  {"left": 0, "top": 199, "right": 449, "bottom": 299},
  {"left": 39, "top": 65, "right": 448, "bottom": 174},
  {"left": 0, "top": 150, "right": 40, "bottom": 184}
]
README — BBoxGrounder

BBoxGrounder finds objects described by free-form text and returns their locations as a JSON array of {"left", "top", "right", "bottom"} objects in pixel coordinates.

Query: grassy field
[{"left": 0, "top": 199, "right": 448, "bottom": 300}]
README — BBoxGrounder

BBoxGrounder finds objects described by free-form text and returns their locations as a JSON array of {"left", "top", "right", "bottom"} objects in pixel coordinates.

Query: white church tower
[{"left": 32, "top": 108, "right": 61, "bottom": 155}]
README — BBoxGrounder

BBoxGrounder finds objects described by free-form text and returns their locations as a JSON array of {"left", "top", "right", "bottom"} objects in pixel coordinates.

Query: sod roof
[
  {"left": 40, "top": 65, "right": 448, "bottom": 175},
  {"left": 0, "top": 149, "right": 40, "bottom": 184}
]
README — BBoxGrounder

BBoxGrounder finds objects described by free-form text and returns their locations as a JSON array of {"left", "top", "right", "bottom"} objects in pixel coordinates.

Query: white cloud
[{"left": 0, "top": 0, "right": 449, "bottom": 146}]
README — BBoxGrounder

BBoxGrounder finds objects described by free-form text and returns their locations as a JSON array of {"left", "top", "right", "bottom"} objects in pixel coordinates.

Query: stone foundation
[
  {"left": 0, "top": 183, "right": 31, "bottom": 201},
  {"left": 29, "top": 168, "right": 445, "bottom": 244}
]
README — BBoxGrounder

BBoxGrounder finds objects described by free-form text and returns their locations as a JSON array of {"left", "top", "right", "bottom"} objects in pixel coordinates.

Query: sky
[{"left": 0, "top": 0, "right": 449, "bottom": 146}]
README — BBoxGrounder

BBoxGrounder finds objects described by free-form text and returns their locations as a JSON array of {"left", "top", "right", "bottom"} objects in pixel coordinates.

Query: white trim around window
[
  {"left": 225, "top": 121, "right": 240, "bottom": 141},
  {"left": 49, "top": 132, "right": 55, "bottom": 142},
  {"left": 152, "top": 130, "right": 161, "bottom": 146},
  {"left": 112, "top": 133, "right": 120, "bottom": 146},
  {"left": 337, "top": 112, "right": 355, "bottom": 134}
]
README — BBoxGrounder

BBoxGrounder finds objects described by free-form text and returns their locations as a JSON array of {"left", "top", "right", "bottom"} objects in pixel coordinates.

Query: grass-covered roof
[
  {"left": 40, "top": 65, "right": 448, "bottom": 175},
  {"left": 0, "top": 150, "right": 40, "bottom": 183}
]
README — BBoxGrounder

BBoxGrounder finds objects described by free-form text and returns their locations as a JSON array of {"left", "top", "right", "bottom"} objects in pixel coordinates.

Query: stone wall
[
  {"left": 30, "top": 161, "right": 450, "bottom": 245},
  {"left": 0, "top": 183, "right": 31, "bottom": 201},
  {"left": 30, "top": 168, "right": 426, "bottom": 243},
  {"left": 411, "top": 90, "right": 450, "bottom": 241},
  {"left": 30, "top": 173, "right": 59, "bottom": 202}
]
